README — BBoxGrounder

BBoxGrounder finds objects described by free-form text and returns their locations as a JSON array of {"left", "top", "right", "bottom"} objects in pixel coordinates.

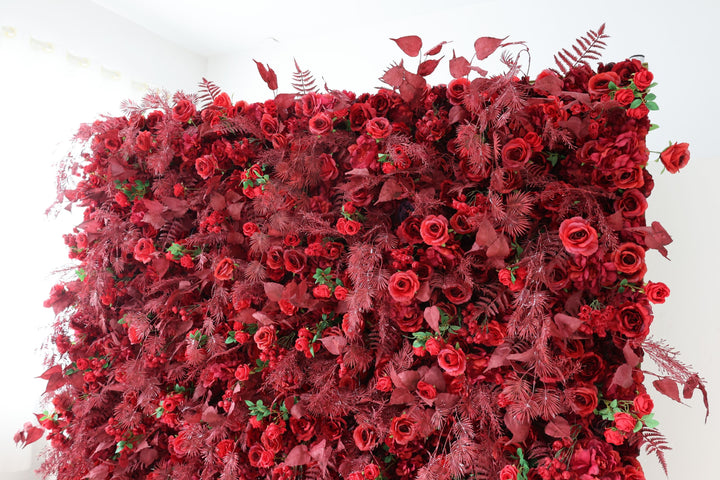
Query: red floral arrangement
[{"left": 18, "top": 25, "right": 707, "bottom": 480}]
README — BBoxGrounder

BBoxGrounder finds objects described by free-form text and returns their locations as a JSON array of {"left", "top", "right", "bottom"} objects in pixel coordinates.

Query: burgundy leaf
[
  {"left": 417, "top": 57, "right": 443, "bottom": 77},
  {"left": 504, "top": 410, "right": 530, "bottom": 444},
  {"left": 319, "top": 335, "right": 347, "bottom": 355},
  {"left": 449, "top": 52, "right": 471, "bottom": 78},
  {"left": 285, "top": 444, "right": 311, "bottom": 466},
  {"left": 611, "top": 364, "right": 634, "bottom": 389},
  {"left": 534, "top": 72, "right": 563, "bottom": 96},
  {"left": 653, "top": 378, "right": 682, "bottom": 403},
  {"left": 545, "top": 415, "right": 571, "bottom": 438},
  {"left": 142, "top": 199, "right": 166, "bottom": 229},
  {"left": 474, "top": 36, "right": 508, "bottom": 60},
  {"left": 391, "top": 36, "right": 422, "bottom": 57},
  {"left": 683, "top": 374, "right": 710, "bottom": 421},
  {"left": 398, "top": 370, "right": 421, "bottom": 390},
  {"left": 623, "top": 341, "right": 641, "bottom": 367},
  {"left": 380, "top": 63, "right": 407, "bottom": 88},
  {"left": 552, "top": 313, "right": 583, "bottom": 338},
  {"left": 39, "top": 365, "right": 62, "bottom": 380},
  {"left": 263, "top": 282, "right": 284, "bottom": 302},
  {"left": 253, "top": 59, "right": 278, "bottom": 91},
  {"left": 376, "top": 178, "right": 408, "bottom": 203},
  {"left": 420, "top": 365, "right": 446, "bottom": 391},
  {"left": 274, "top": 93, "right": 297, "bottom": 111},
  {"left": 424, "top": 41, "right": 447, "bottom": 56},
  {"left": 424, "top": 306, "right": 441, "bottom": 333}
]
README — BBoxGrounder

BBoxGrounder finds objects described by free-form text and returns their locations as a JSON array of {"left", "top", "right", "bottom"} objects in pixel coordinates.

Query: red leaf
[
  {"left": 253, "top": 59, "right": 278, "bottom": 91},
  {"left": 417, "top": 57, "right": 443, "bottom": 77},
  {"left": 398, "top": 370, "right": 421, "bottom": 390},
  {"left": 504, "top": 410, "right": 530, "bottom": 444},
  {"left": 319, "top": 335, "right": 347, "bottom": 355},
  {"left": 545, "top": 415, "right": 571, "bottom": 438},
  {"left": 263, "top": 282, "right": 284, "bottom": 302},
  {"left": 139, "top": 448, "right": 158, "bottom": 467},
  {"left": 474, "top": 36, "right": 507, "bottom": 60},
  {"left": 381, "top": 63, "right": 407, "bottom": 88},
  {"left": 552, "top": 313, "right": 583, "bottom": 338},
  {"left": 683, "top": 374, "right": 710, "bottom": 421},
  {"left": 424, "top": 306, "right": 441, "bottom": 333},
  {"left": 142, "top": 199, "right": 166, "bottom": 229},
  {"left": 534, "top": 72, "right": 563, "bottom": 96},
  {"left": 86, "top": 465, "right": 110, "bottom": 480},
  {"left": 285, "top": 444, "right": 311, "bottom": 466},
  {"left": 486, "top": 234, "right": 510, "bottom": 262},
  {"left": 611, "top": 364, "right": 634, "bottom": 389},
  {"left": 653, "top": 378, "right": 681, "bottom": 403},
  {"left": 448, "top": 105, "right": 467, "bottom": 124},
  {"left": 391, "top": 36, "right": 422, "bottom": 57},
  {"left": 449, "top": 52, "right": 471, "bottom": 78},
  {"left": 14, "top": 422, "right": 44, "bottom": 448},
  {"left": 39, "top": 365, "right": 62, "bottom": 380},
  {"left": 376, "top": 178, "right": 408, "bottom": 203},
  {"left": 623, "top": 341, "right": 641, "bottom": 367},
  {"left": 420, "top": 365, "right": 446, "bottom": 391},
  {"left": 274, "top": 93, "right": 296, "bottom": 111},
  {"left": 152, "top": 255, "right": 170, "bottom": 279},
  {"left": 425, "top": 41, "right": 447, "bottom": 56},
  {"left": 389, "top": 386, "right": 415, "bottom": 405}
]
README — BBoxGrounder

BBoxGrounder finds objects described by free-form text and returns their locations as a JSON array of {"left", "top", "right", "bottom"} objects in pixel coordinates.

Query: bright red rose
[
  {"left": 614, "top": 88, "right": 635, "bottom": 107},
  {"left": 363, "top": 464, "right": 381, "bottom": 480},
  {"left": 133, "top": 238, "right": 155, "bottom": 264},
  {"left": 559, "top": 217, "right": 599, "bottom": 256},
  {"left": 420, "top": 215, "right": 451, "bottom": 246},
  {"left": 588, "top": 71, "right": 621, "bottom": 96},
  {"left": 353, "top": 424, "right": 378, "bottom": 451},
  {"left": 308, "top": 112, "right": 333, "bottom": 135},
  {"left": 501, "top": 138, "right": 532, "bottom": 169},
  {"left": 213, "top": 92, "right": 232, "bottom": 109},
  {"left": 615, "top": 189, "right": 648, "bottom": 218},
  {"left": 437, "top": 345, "right": 466, "bottom": 376},
  {"left": 334, "top": 285, "right": 348, "bottom": 300},
  {"left": 499, "top": 465, "right": 519, "bottom": 480},
  {"left": 633, "top": 393, "right": 654, "bottom": 417},
  {"left": 366, "top": 117, "right": 392, "bottom": 139},
  {"left": 633, "top": 69, "right": 654, "bottom": 90},
  {"left": 313, "top": 284, "right": 332, "bottom": 298},
  {"left": 347, "top": 472, "right": 364, "bottom": 480},
  {"left": 613, "top": 166, "right": 645, "bottom": 189},
  {"left": 248, "top": 445, "right": 274, "bottom": 468},
  {"left": 243, "top": 222, "right": 259, "bottom": 236},
  {"left": 627, "top": 102, "right": 650, "bottom": 119},
  {"left": 136, "top": 131, "right": 153, "bottom": 151},
  {"left": 617, "top": 302, "right": 652, "bottom": 339},
  {"left": 613, "top": 242, "right": 646, "bottom": 276},
  {"left": 214, "top": 257, "right": 235, "bottom": 281},
  {"left": 234, "top": 364, "right": 250, "bottom": 382},
  {"left": 266, "top": 246, "right": 284, "bottom": 270},
  {"left": 375, "top": 376, "right": 393, "bottom": 392},
  {"left": 604, "top": 428, "right": 625, "bottom": 445},
  {"left": 645, "top": 281, "right": 670, "bottom": 304},
  {"left": 566, "top": 385, "right": 598, "bottom": 416},
  {"left": 388, "top": 270, "right": 420, "bottom": 303},
  {"left": 416, "top": 380, "right": 437, "bottom": 400},
  {"left": 389, "top": 415, "right": 416, "bottom": 445},
  {"left": 660, "top": 142, "right": 690, "bottom": 173},
  {"left": 172, "top": 99, "right": 195, "bottom": 122},
  {"left": 614, "top": 412, "right": 636, "bottom": 432},
  {"left": 254, "top": 326, "right": 276, "bottom": 351},
  {"left": 215, "top": 439, "right": 234, "bottom": 458},
  {"left": 195, "top": 155, "right": 217, "bottom": 179}
]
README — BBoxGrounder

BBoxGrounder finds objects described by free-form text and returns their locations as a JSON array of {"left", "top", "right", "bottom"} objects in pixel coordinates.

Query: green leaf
[
  {"left": 629, "top": 98, "right": 643, "bottom": 109},
  {"left": 76, "top": 268, "right": 87, "bottom": 281},
  {"left": 649, "top": 124, "right": 660, "bottom": 131},
  {"left": 646, "top": 101, "right": 659, "bottom": 111},
  {"left": 244, "top": 400, "right": 254, "bottom": 407},
  {"left": 225, "top": 332, "right": 237, "bottom": 344},
  {"left": 607, "top": 81, "right": 618, "bottom": 91},
  {"left": 642, "top": 413, "right": 660, "bottom": 428},
  {"left": 633, "top": 420, "right": 643, "bottom": 433},
  {"left": 645, "top": 93, "right": 656, "bottom": 101}
]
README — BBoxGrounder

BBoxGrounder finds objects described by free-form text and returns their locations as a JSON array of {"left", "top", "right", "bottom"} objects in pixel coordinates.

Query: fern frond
[
  {"left": 641, "top": 427, "right": 671, "bottom": 476},
  {"left": 553, "top": 24, "right": 610, "bottom": 74},
  {"left": 292, "top": 59, "right": 318, "bottom": 95},
  {"left": 198, "top": 78, "right": 223, "bottom": 110}
]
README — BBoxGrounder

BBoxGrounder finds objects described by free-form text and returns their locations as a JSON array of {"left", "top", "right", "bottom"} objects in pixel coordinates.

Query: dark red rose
[
  {"left": 349, "top": 103, "right": 375, "bottom": 131},
  {"left": 500, "top": 465, "right": 519, "bottom": 480},
  {"left": 475, "top": 320, "right": 505, "bottom": 347},
  {"left": 577, "top": 352, "right": 606, "bottom": 384},
  {"left": 248, "top": 445, "right": 274, "bottom": 468},
  {"left": 290, "top": 416, "right": 315, "bottom": 442},
  {"left": 260, "top": 114, "right": 280, "bottom": 137},
  {"left": 633, "top": 69, "right": 654, "bottom": 90},
  {"left": 446, "top": 78, "right": 469, "bottom": 105},
  {"left": 389, "top": 415, "right": 416, "bottom": 445},
  {"left": 611, "top": 58, "right": 642, "bottom": 84},
  {"left": 172, "top": 99, "right": 196, "bottom": 122},
  {"left": 398, "top": 216, "right": 424, "bottom": 244},
  {"left": 437, "top": 345, "right": 466, "bottom": 376},
  {"left": 449, "top": 212, "right": 473, "bottom": 235},
  {"left": 195, "top": 155, "right": 217, "bottom": 179},
  {"left": 442, "top": 281, "right": 472, "bottom": 304},
  {"left": 614, "top": 88, "right": 635, "bottom": 107},
  {"left": 613, "top": 242, "right": 646, "bottom": 276},
  {"left": 425, "top": 337, "right": 442, "bottom": 356},
  {"left": 254, "top": 326, "right": 276, "bottom": 351},
  {"left": 363, "top": 464, "right": 380, "bottom": 480},
  {"left": 616, "top": 302, "right": 652, "bottom": 339},
  {"left": 318, "top": 153, "right": 338, "bottom": 181},
  {"left": 388, "top": 270, "right": 420, "bottom": 304},
  {"left": 214, "top": 257, "right": 235, "bottom": 281},
  {"left": 353, "top": 424, "right": 379, "bottom": 451},
  {"left": 558, "top": 217, "right": 598, "bottom": 256},
  {"left": 135, "top": 131, "right": 153, "bottom": 152},
  {"left": 613, "top": 412, "right": 636, "bottom": 432},
  {"left": 308, "top": 112, "right": 333, "bottom": 135},
  {"left": 566, "top": 384, "right": 598, "bottom": 416},
  {"left": 588, "top": 71, "right": 621, "bottom": 96},
  {"left": 420, "top": 215, "right": 451, "bottom": 246},
  {"left": 266, "top": 245, "right": 284, "bottom": 270},
  {"left": 615, "top": 189, "right": 648, "bottom": 218},
  {"left": 366, "top": 117, "right": 392, "bottom": 139},
  {"left": 103, "top": 129, "right": 122, "bottom": 152},
  {"left": 501, "top": 138, "right": 532, "bottom": 169},
  {"left": 633, "top": 393, "right": 654, "bottom": 417},
  {"left": 392, "top": 304, "right": 424, "bottom": 332},
  {"left": 660, "top": 142, "right": 690, "bottom": 173},
  {"left": 645, "top": 281, "right": 670, "bottom": 304},
  {"left": 283, "top": 249, "right": 306, "bottom": 274},
  {"left": 416, "top": 380, "right": 437, "bottom": 400},
  {"left": 133, "top": 238, "right": 155, "bottom": 264}
]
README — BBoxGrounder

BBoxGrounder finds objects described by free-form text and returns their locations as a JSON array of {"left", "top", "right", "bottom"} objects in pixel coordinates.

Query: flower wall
[{"left": 19, "top": 28, "right": 706, "bottom": 480}]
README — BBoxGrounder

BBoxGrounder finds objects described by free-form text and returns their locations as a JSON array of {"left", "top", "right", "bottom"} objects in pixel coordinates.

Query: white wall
[{"left": 1, "top": 0, "right": 717, "bottom": 478}]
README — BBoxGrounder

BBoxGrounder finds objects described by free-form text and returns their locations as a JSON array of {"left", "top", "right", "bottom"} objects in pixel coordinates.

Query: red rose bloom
[
  {"left": 604, "top": 428, "right": 625, "bottom": 446},
  {"left": 214, "top": 257, "right": 235, "bottom": 281},
  {"left": 234, "top": 364, "right": 250, "bottom": 382},
  {"left": 353, "top": 424, "right": 378, "bottom": 451},
  {"left": 437, "top": 345, "right": 466, "bottom": 376},
  {"left": 389, "top": 415, "right": 416, "bottom": 445},
  {"left": 388, "top": 270, "right": 420, "bottom": 303},
  {"left": 425, "top": 337, "right": 442, "bottom": 356},
  {"left": 566, "top": 385, "right": 598, "bottom": 416},
  {"left": 420, "top": 215, "right": 451, "bottom": 246},
  {"left": 614, "top": 412, "right": 636, "bottom": 432},
  {"left": 313, "top": 284, "right": 332, "bottom": 299},
  {"left": 215, "top": 439, "right": 234, "bottom": 458},
  {"left": 375, "top": 376, "right": 393, "bottom": 392},
  {"left": 136, "top": 131, "right": 153, "bottom": 151},
  {"left": 633, "top": 393, "right": 654, "bottom": 417},
  {"left": 133, "top": 238, "right": 155, "bottom": 264},
  {"left": 559, "top": 217, "right": 599, "bottom": 256},
  {"left": 615, "top": 189, "right": 648, "bottom": 218},
  {"left": 660, "top": 142, "right": 690, "bottom": 173},
  {"left": 588, "top": 71, "right": 621, "bottom": 96},
  {"left": 195, "top": 155, "right": 217, "bottom": 179},
  {"left": 283, "top": 249, "right": 306, "bottom": 274},
  {"left": 633, "top": 69, "right": 654, "bottom": 90},
  {"left": 318, "top": 153, "right": 338, "bottom": 181},
  {"left": 290, "top": 416, "right": 315, "bottom": 442},
  {"left": 446, "top": 78, "right": 469, "bottom": 105},
  {"left": 172, "top": 99, "right": 195, "bottom": 123},
  {"left": 363, "top": 464, "right": 380, "bottom": 480},
  {"left": 243, "top": 222, "right": 259, "bottom": 236},
  {"left": 645, "top": 281, "right": 670, "bottom": 304},
  {"left": 613, "top": 242, "right": 646, "bottom": 276},
  {"left": 501, "top": 138, "right": 532, "bottom": 169},
  {"left": 308, "top": 112, "right": 333, "bottom": 135},
  {"left": 617, "top": 303, "right": 652, "bottom": 339},
  {"left": 398, "top": 216, "right": 424, "bottom": 244},
  {"left": 614, "top": 88, "right": 635, "bottom": 107},
  {"left": 260, "top": 114, "right": 280, "bottom": 137},
  {"left": 248, "top": 445, "right": 274, "bottom": 468},
  {"left": 416, "top": 380, "right": 437, "bottom": 400},
  {"left": 334, "top": 285, "right": 348, "bottom": 300},
  {"left": 366, "top": 117, "right": 392, "bottom": 139},
  {"left": 500, "top": 465, "right": 519, "bottom": 480},
  {"left": 254, "top": 326, "right": 276, "bottom": 351}
]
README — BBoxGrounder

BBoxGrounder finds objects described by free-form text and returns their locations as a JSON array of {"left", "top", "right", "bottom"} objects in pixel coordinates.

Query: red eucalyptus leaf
[
  {"left": 285, "top": 444, "right": 311, "bottom": 466},
  {"left": 504, "top": 410, "right": 530, "bottom": 444},
  {"left": 611, "top": 363, "right": 634, "bottom": 389},
  {"left": 141, "top": 199, "right": 166, "bottom": 229},
  {"left": 263, "top": 282, "right": 284, "bottom": 302},
  {"left": 449, "top": 52, "right": 471, "bottom": 78},
  {"left": 552, "top": 313, "right": 583, "bottom": 339},
  {"left": 424, "top": 306, "right": 441, "bottom": 333},
  {"left": 319, "top": 335, "right": 347, "bottom": 355},
  {"left": 139, "top": 448, "right": 158, "bottom": 467},
  {"left": 683, "top": 374, "right": 710, "bottom": 421},
  {"left": 398, "top": 370, "right": 421, "bottom": 390},
  {"left": 623, "top": 341, "right": 641, "bottom": 367},
  {"left": 474, "top": 36, "right": 508, "bottom": 60},
  {"left": 425, "top": 41, "right": 447, "bottom": 56},
  {"left": 486, "top": 343, "right": 511, "bottom": 370},
  {"left": 309, "top": 439, "right": 332, "bottom": 473},
  {"left": 434, "top": 393, "right": 460, "bottom": 410},
  {"left": 376, "top": 178, "right": 408, "bottom": 203},
  {"left": 15, "top": 422, "right": 44, "bottom": 448},
  {"left": 416, "top": 281, "right": 432, "bottom": 302},
  {"left": 545, "top": 415, "right": 571, "bottom": 438},
  {"left": 420, "top": 365, "right": 446, "bottom": 391},
  {"left": 86, "top": 465, "right": 110, "bottom": 480},
  {"left": 417, "top": 57, "right": 443, "bottom": 77},
  {"left": 391, "top": 36, "right": 423, "bottom": 57},
  {"left": 253, "top": 59, "right": 278, "bottom": 91},
  {"left": 152, "top": 256, "right": 170, "bottom": 279},
  {"left": 534, "top": 73, "right": 563, "bottom": 96},
  {"left": 381, "top": 63, "right": 407, "bottom": 88},
  {"left": 448, "top": 105, "right": 467, "bottom": 124},
  {"left": 653, "top": 378, "right": 682, "bottom": 403},
  {"left": 390, "top": 386, "right": 415, "bottom": 405},
  {"left": 39, "top": 365, "right": 62, "bottom": 380},
  {"left": 274, "top": 93, "right": 297, "bottom": 111}
]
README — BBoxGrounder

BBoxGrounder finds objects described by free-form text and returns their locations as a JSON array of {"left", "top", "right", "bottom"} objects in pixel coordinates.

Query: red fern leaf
[{"left": 641, "top": 428, "right": 671, "bottom": 476}]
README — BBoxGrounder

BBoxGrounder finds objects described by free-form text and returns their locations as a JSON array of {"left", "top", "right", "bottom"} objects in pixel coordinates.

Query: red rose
[
  {"left": 215, "top": 439, "right": 234, "bottom": 458},
  {"left": 213, "top": 92, "right": 232, "bottom": 109},
  {"left": 393, "top": 305, "right": 424, "bottom": 332},
  {"left": 366, "top": 117, "right": 392, "bottom": 139},
  {"left": 375, "top": 376, "right": 393, "bottom": 392},
  {"left": 266, "top": 246, "right": 284, "bottom": 270},
  {"left": 318, "top": 153, "right": 338, "bottom": 181},
  {"left": 500, "top": 465, "right": 519, "bottom": 480},
  {"left": 588, "top": 71, "right": 621, "bottom": 96},
  {"left": 243, "top": 222, "right": 259, "bottom": 236},
  {"left": 135, "top": 131, "right": 153, "bottom": 151},
  {"left": 566, "top": 385, "right": 598, "bottom": 416},
  {"left": 645, "top": 281, "right": 670, "bottom": 304},
  {"left": 341, "top": 218, "right": 362, "bottom": 236},
  {"left": 234, "top": 364, "right": 250, "bottom": 382},
  {"left": 254, "top": 326, "right": 276, "bottom": 351},
  {"left": 416, "top": 380, "right": 437, "bottom": 400},
  {"left": 615, "top": 189, "right": 648, "bottom": 218},
  {"left": 614, "top": 412, "right": 636, "bottom": 432},
  {"left": 349, "top": 103, "right": 374, "bottom": 131},
  {"left": 353, "top": 424, "right": 378, "bottom": 451},
  {"left": 501, "top": 138, "right": 532, "bottom": 169},
  {"left": 195, "top": 155, "right": 217, "bottom": 179},
  {"left": 420, "top": 215, "right": 451, "bottom": 246},
  {"left": 214, "top": 257, "right": 235, "bottom": 281},
  {"left": 446, "top": 78, "right": 469, "bottom": 105},
  {"left": 260, "top": 114, "right": 280, "bottom": 137},
  {"left": 290, "top": 416, "right": 315, "bottom": 442},
  {"left": 613, "top": 242, "right": 646, "bottom": 276},
  {"left": 442, "top": 281, "right": 473, "bottom": 304},
  {"left": 633, "top": 393, "right": 654, "bottom": 417},
  {"left": 604, "top": 428, "right": 625, "bottom": 446},
  {"left": 334, "top": 285, "right": 348, "bottom": 300},
  {"left": 388, "top": 270, "right": 420, "bottom": 303},
  {"left": 627, "top": 102, "right": 650, "bottom": 119},
  {"left": 558, "top": 217, "right": 598, "bottom": 256},
  {"left": 313, "top": 284, "right": 332, "bottom": 299},
  {"left": 437, "top": 345, "right": 466, "bottom": 376},
  {"left": 172, "top": 99, "right": 195, "bottom": 122},
  {"left": 133, "top": 238, "right": 155, "bottom": 264},
  {"left": 613, "top": 166, "right": 644, "bottom": 189},
  {"left": 633, "top": 69, "right": 654, "bottom": 90},
  {"left": 169, "top": 431, "right": 192, "bottom": 457},
  {"left": 389, "top": 415, "right": 416, "bottom": 445},
  {"left": 660, "top": 142, "right": 690, "bottom": 173},
  {"left": 617, "top": 303, "right": 652, "bottom": 339},
  {"left": 308, "top": 112, "right": 333, "bottom": 135},
  {"left": 248, "top": 445, "right": 274, "bottom": 468},
  {"left": 347, "top": 473, "right": 364, "bottom": 480},
  {"left": 363, "top": 464, "right": 380, "bottom": 480},
  {"left": 476, "top": 320, "right": 506, "bottom": 347},
  {"left": 283, "top": 249, "right": 306, "bottom": 274},
  {"left": 425, "top": 337, "right": 442, "bottom": 356},
  {"left": 614, "top": 88, "right": 635, "bottom": 107},
  {"left": 398, "top": 216, "right": 424, "bottom": 244}
]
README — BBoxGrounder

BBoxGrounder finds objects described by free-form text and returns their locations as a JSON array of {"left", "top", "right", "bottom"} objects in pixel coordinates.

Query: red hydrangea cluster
[{"left": 24, "top": 33, "right": 706, "bottom": 480}]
